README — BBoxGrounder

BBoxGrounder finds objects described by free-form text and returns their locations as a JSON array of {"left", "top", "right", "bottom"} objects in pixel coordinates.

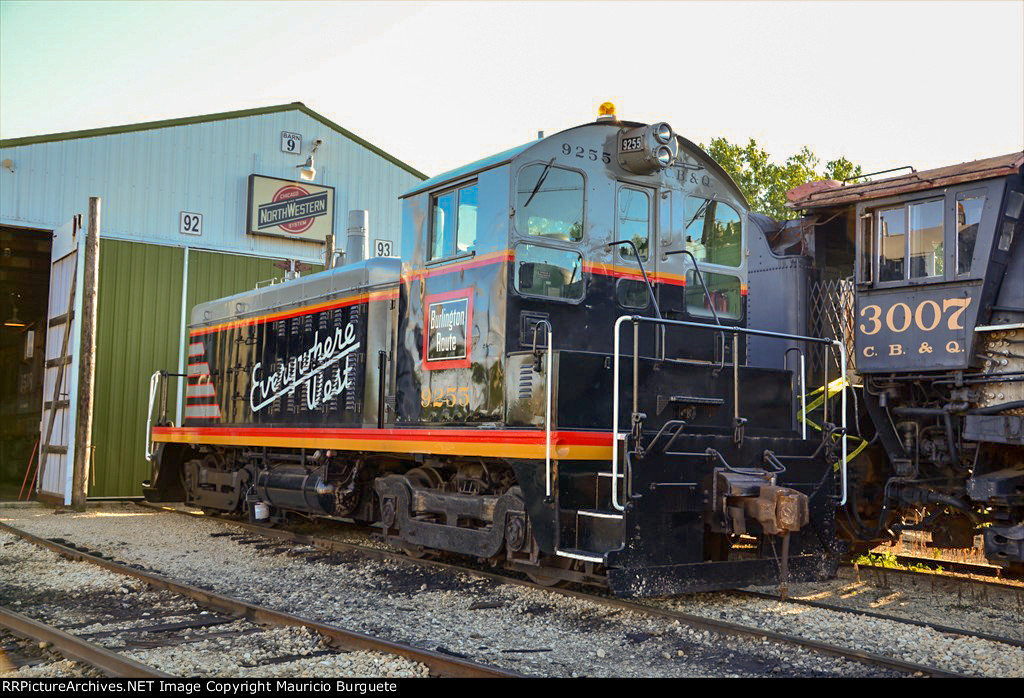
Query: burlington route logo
[{"left": 257, "top": 185, "right": 329, "bottom": 234}]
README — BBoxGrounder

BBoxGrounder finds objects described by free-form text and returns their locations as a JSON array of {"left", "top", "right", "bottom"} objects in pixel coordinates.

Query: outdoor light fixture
[
  {"left": 297, "top": 138, "right": 324, "bottom": 182},
  {"left": 5, "top": 294, "right": 26, "bottom": 328}
]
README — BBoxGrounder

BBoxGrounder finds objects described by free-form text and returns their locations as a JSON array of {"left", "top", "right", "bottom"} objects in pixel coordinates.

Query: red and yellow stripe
[
  {"left": 151, "top": 425, "right": 613, "bottom": 461},
  {"left": 583, "top": 260, "right": 688, "bottom": 287},
  {"left": 189, "top": 289, "right": 398, "bottom": 337}
]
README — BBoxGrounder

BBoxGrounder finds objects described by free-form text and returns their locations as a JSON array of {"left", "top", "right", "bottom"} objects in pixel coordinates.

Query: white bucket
[{"left": 253, "top": 502, "right": 270, "bottom": 521}]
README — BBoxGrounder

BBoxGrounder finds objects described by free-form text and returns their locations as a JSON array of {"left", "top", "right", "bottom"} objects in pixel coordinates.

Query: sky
[{"left": 1, "top": 1, "right": 1022, "bottom": 177}]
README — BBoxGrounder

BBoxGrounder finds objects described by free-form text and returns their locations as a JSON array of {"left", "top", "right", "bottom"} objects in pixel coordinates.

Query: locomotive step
[
  {"left": 554, "top": 548, "right": 605, "bottom": 564},
  {"left": 559, "top": 506, "right": 624, "bottom": 554},
  {"left": 667, "top": 395, "right": 725, "bottom": 406},
  {"left": 575, "top": 509, "right": 624, "bottom": 520}
]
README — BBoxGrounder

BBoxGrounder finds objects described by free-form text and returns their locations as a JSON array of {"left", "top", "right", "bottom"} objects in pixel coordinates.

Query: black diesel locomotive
[
  {"left": 144, "top": 108, "right": 847, "bottom": 596},
  {"left": 777, "top": 152, "right": 1024, "bottom": 572}
]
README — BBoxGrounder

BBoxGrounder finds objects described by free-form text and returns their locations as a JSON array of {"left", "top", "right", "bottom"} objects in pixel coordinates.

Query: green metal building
[{"left": 0, "top": 103, "right": 425, "bottom": 502}]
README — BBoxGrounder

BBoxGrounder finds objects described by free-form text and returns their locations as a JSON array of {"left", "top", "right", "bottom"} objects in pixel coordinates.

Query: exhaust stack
[{"left": 346, "top": 210, "right": 368, "bottom": 265}]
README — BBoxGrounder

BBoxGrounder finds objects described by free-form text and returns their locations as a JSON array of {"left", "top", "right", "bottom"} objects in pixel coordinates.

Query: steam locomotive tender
[
  {"left": 785, "top": 153, "right": 1024, "bottom": 570},
  {"left": 145, "top": 109, "right": 844, "bottom": 595}
]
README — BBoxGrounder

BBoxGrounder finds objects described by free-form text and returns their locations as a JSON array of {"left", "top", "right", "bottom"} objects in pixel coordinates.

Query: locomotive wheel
[{"left": 525, "top": 555, "right": 573, "bottom": 587}]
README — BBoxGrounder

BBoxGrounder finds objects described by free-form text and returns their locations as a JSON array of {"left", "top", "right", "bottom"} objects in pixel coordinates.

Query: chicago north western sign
[{"left": 247, "top": 174, "right": 336, "bottom": 242}]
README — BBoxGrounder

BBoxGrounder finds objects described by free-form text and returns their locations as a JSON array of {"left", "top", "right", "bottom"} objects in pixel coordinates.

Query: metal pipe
[
  {"left": 531, "top": 320, "right": 555, "bottom": 498},
  {"left": 800, "top": 353, "right": 807, "bottom": 439},
  {"left": 823, "top": 345, "right": 829, "bottom": 426},
  {"left": 377, "top": 350, "right": 386, "bottom": 429},
  {"left": 545, "top": 323, "right": 553, "bottom": 499},
  {"left": 633, "top": 320, "right": 640, "bottom": 416},
  {"left": 732, "top": 333, "right": 740, "bottom": 425},
  {"left": 606, "top": 240, "right": 662, "bottom": 319},
  {"left": 663, "top": 249, "right": 722, "bottom": 326},
  {"left": 145, "top": 371, "right": 161, "bottom": 462},
  {"left": 624, "top": 315, "right": 834, "bottom": 345},
  {"left": 835, "top": 340, "right": 848, "bottom": 506},
  {"left": 611, "top": 315, "right": 628, "bottom": 511},
  {"left": 610, "top": 314, "right": 835, "bottom": 511}
]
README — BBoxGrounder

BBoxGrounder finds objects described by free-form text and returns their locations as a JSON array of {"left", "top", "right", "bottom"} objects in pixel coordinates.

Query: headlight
[
  {"left": 654, "top": 123, "right": 673, "bottom": 144},
  {"left": 656, "top": 146, "right": 673, "bottom": 167}
]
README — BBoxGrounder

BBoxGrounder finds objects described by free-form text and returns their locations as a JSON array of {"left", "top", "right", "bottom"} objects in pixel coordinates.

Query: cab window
[
  {"left": 429, "top": 182, "right": 478, "bottom": 261},
  {"left": 908, "top": 199, "right": 943, "bottom": 279},
  {"left": 878, "top": 206, "right": 906, "bottom": 282},
  {"left": 617, "top": 186, "right": 650, "bottom": 261},
  {"left": 514, "top": 244, "right": 584, "bottom": 301},
  {"left": 516, "top": 164, "right": 584, "bottom": 241},
  {"left": 877, "top": 198, "right": 943, "bottom": 282},
  {"left": 956, "top": 195, "right": 985, "bottom": 274},
  {"left": 685, "top": 271, "right": 742, "bottom": 320},
  {"left": 683, "top": 197, "right": 742, "bottom": 267}
]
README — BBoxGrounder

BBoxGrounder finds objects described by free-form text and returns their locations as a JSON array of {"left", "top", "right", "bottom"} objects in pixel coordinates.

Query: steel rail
[
  {"left": 134, "top": 504, "right": 968, "bottom": 678},
  {"left": 736, "top": 589, "right": 1024, "bottom": 649},
  {"left": 0, "top": 605, "right": 171, "bottom": 678},
  {"left": 0, "top": 520, "right": 521, "bottom": 678},
  {"left": 847, "top": 557, "right": 1024, "bottom": 590}
]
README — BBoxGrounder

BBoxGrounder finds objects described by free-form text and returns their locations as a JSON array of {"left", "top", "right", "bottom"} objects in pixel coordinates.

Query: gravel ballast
[{"left": 3, "top": 503, "right": 1015, "bottom": 676}]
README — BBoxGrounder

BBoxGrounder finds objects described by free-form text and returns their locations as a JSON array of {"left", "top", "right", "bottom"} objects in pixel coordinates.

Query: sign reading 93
[{"left": 855, "top": 289, "right": 978, "bottom": 371}]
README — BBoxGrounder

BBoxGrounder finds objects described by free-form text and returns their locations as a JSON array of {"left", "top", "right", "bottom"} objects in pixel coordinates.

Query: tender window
[
  {"left": 685, "top": 270, "right": 742, "bottom": 320},
  {"left": 1006, "top": 190, "right": 1024, "bottom": 220},
  {"left": 878, "top": 206, "right": 905, "bottom": 282},
  {"left": 429, "top": 182, "right": 478, "bottom": 261},
  {"left": 858, "top": 213, "right": 873, "bottom": 284},
  {"left": 908, "top": 199, "right": 944, "bottom": 279},
  {"left": 683, "top": 197, "right": 742, "bottom": 267},
  {"left": 514, "top": 244, "right": 584, "bottom": 300},
  {"left": 956, "top": 195, "right": 984, "bottom": 274},
  {"left": 516, "top": 164, "right": 584, "bottom": 241},
  {"left": 617, "top": 186, "right": 650, "bottom": 261}
]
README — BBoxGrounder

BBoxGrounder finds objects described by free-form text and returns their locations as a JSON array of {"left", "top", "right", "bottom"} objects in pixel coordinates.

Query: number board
[
  {"left": 854, "top": 285, "right": 982, "bottom": 372},
  {"left": 620, "top": 136, "right": 643, "bottom": 152},
  {"left": 374, "top": 239, "right": 394, "bottom": 257},
  {"left": 179, "top": 211, "right": 203, "bottom": 236},
  {"left": 281, "top": 131, "right": 302, "bottom": 154}
]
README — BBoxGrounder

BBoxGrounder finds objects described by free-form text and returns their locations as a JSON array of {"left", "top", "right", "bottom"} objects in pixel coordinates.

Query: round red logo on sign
[{"left": 272, "top": 185, "right": 315, "bottom": 234}]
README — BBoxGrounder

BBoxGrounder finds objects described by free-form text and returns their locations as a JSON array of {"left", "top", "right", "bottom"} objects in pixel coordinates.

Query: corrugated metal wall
[
  {"left": 0, "top": 108, "right": 423, "bottom": 262},
  {"left": 91, "top": 240, "right": 183, "bottom": 497},
  {"left": 90, "top": 244, "right": 326, "bottom": 497}
]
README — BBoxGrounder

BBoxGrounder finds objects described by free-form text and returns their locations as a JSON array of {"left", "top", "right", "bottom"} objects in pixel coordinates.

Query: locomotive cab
[{"left": 787, "top": 152, "right": 1024, "bottom": 569}]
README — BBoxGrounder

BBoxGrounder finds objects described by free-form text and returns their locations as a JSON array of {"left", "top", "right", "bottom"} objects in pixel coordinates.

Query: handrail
[
  {"left": 611, "top": 315, "right": 847, "bottom": 511},
  {"left": 532, "top": 320, "right": 554, "bottom": 498},
  {"left": 784, "top": 347, "right": 808, "bottom": 439},
  {"left": 145, "top": 371, "right": 161, "bottom": 462}
]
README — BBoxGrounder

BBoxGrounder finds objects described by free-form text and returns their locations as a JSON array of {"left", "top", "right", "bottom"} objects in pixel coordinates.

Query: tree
[{"left": 702, "top": 138, "right": 863, "bottom": 221}]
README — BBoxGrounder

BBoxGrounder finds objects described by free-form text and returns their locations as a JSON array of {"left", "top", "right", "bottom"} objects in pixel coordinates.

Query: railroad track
[
  {"left": 0, "top": 520, "right": 519, "bottom": 678},
  {"left": 125, "top": 502, "right": 1004, "bottom": 678},
  {"left": 0, "top": 607, "right": 169, "bottom": 677}
]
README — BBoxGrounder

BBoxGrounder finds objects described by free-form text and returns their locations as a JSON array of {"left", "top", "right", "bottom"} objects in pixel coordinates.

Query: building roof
[
  {"left": 786, "top": 151, "right": 1024, "bottom": 210},
  {"left": 0, "top": 102, "right": 427, "bottom": 181}
]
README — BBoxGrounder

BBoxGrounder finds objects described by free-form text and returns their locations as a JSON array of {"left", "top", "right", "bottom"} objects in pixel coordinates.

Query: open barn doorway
[{"left": 0, "top": 225, "right": 52, "bottom": 500}]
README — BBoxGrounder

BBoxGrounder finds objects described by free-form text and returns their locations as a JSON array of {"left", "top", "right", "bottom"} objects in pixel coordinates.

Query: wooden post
[{"left": 71, "top": 197, "right": 100, "bottom": 511}]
